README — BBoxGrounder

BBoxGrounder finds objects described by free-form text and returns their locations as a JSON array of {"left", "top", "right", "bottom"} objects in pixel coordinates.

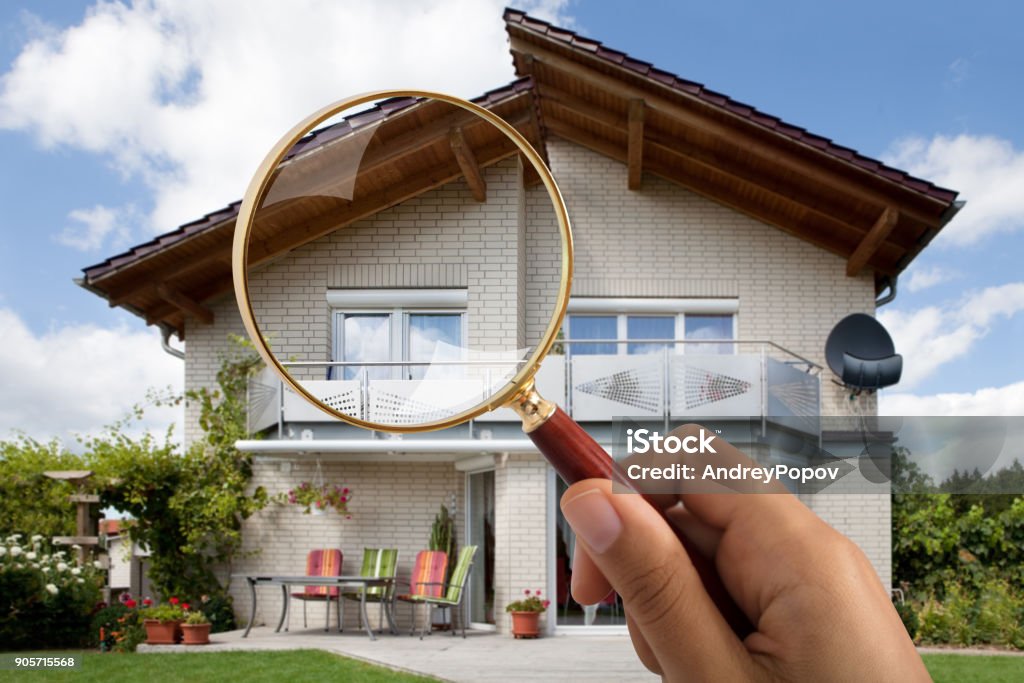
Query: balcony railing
[{"left": 247, "top": 340, "right": 821, "bottom": 436}]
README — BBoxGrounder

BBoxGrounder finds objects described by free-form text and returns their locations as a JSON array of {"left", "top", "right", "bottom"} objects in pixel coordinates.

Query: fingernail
[{"left": 562, "top": 488, "right": 623, "bottom": 554}]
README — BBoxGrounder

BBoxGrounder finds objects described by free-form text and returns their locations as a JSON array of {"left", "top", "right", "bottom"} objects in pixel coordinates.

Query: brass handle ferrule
[{"left": 509, "top": 380, "right": 557, "bottom": 434}]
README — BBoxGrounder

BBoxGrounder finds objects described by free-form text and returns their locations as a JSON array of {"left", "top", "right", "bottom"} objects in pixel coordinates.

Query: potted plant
[
  {"left": 281, "top": 482, "right": 353, "bottom": 517},
  {"left": 505, "top": 589, "right": 549, "bottom": 639},
  {"left": 181, "top": 608, "right": 211, "bottom": 645},
  {"left": 143, "top": 598, "right": 184, "bottom": 644}
]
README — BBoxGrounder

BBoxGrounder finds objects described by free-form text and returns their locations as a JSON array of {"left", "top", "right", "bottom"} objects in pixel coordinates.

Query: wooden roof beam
[
  {"left": 847, "top": 208, "right": 899, "bottom": 277},
  {"left": 155, "top": 283, "right": 214, "bottom": 324},
  {"left": 627, "top": 99, "right": 645, "bottom": 190},
  {"left": 545, "top": 119, "right": 865, "bottom": 265},
  {"left": 512, "top": 41, "right": 946, "bottom": 228},
  {"left": 449, "top": 127, "right": 487, "bottom": 202}
]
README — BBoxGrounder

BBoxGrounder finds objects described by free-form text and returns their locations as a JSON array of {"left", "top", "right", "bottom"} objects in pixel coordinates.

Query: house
[
  {"left": 99, "top": 519, "right": 153, "bottom": 603},
  {"left": 78, "top": 10, "right": 960, "bottom": 635}
]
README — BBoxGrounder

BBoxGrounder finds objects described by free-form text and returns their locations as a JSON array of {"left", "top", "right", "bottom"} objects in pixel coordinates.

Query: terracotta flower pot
[
  {"left": 510, "top": 611, "right": 541, "bottom": 639},
  {"left": 182, "top": 623, "right": 212, "bottom": 645},
  {"left": 144, "top": 619, "right": 182, "bottom": 645}
]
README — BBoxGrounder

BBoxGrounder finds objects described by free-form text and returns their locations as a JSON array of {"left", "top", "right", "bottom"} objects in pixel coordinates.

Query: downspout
[
  {"left": 875, "top": 275, "right": 897, "bottom": 308},
  {"left": 875, "top": 199, "right": 965, "bottom": 309},
  {"left": 160, "top": 324, "right": 185, "bottom": 360}
]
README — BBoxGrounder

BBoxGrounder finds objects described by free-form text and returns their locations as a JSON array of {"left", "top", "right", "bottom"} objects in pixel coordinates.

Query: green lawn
[
  {"left": 923, "top": 653, "right": 1024, "bottom": 683},
  {"left": 6, "top": 649, "right": 1021, "bottom": 682},
  {"left": 8, "top": 650, "right": 441, "bottom": 683}
]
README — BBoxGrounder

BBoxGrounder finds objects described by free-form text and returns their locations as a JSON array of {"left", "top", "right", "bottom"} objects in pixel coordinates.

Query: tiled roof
[
  {"left": 504, "top": 8, "right": 957, "bottom": 204},
  {"left": 82, "top": 77, "right": 538, "bottom": 281}
]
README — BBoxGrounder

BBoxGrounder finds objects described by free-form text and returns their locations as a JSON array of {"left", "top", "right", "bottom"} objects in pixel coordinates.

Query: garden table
[{"left": 236, "top": 574, "right": 397, "bottom": 641}]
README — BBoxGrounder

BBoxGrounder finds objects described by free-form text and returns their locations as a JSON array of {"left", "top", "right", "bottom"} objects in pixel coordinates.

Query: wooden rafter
[
  {"left": 155, "top": 283, "right": 214, "bottom": 324},
  {"left": 449, "top": 127, "right": 487, "bottom": 202},
  {"left": 545, "top": 119, "right": 884, "bottom": 267},
  {"left": 512, "top": 41, "right": 946, "bottom": 228},
  {"left": 847, "top": 208, "right": 899, "bottom": 277},
  {"left": 627, "top": 98, "right": 645, "bottom": 190}
]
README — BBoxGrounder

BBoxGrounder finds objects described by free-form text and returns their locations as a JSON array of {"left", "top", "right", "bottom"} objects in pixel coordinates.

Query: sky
[{"left": 0, "top": 0, "right": 1022, "bottom": 445}]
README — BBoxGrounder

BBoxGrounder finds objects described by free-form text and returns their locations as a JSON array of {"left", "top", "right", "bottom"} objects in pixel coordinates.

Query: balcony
[{"left": 246, "top": 340, "right": 821, "bottom": 440}]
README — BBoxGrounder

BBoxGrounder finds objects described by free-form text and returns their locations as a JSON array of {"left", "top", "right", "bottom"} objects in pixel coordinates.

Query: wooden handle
[{"left": 528, "top": 405, "right": 754, "bottom": 639}]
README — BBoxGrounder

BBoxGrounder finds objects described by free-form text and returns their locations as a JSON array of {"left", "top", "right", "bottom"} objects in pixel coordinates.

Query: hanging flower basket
[{"left": 280, "top": 482, "right": 353, "bottom": 516}]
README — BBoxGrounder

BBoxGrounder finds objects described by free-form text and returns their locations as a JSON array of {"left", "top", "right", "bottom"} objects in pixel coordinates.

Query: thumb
[{"left": 561, "top": 479, "right": 753, "bottom": 682}]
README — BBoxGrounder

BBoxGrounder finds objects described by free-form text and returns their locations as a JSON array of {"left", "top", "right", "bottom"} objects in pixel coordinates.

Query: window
[
  {"left": 329, "top": 289, "right": 467, "bottom": 380},
  {"left": 565, "top": 299, "right": 737, "bottom": 356}
]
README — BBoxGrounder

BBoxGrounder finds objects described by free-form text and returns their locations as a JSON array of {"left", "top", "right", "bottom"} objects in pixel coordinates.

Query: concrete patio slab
[{"left": 139, "top": 627, "right": 658, "bottom": 682}]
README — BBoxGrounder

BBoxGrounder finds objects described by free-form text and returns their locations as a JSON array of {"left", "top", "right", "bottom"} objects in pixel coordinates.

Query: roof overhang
[
  {"left": 504, "top": 9, "right": 961, "bottom": 294},
  {"left": 78, "top": 79, "right": 545, "bottom": 338}
]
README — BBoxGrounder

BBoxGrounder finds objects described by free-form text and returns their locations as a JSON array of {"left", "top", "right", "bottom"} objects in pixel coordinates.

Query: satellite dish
[{"left": 824, "top": 313, "right": 903, "bottom": 390}]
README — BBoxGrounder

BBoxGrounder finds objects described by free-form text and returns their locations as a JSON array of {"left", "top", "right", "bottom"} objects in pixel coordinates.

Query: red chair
[
  {"left": 393, "top": 550, "right": 448, "bottom": 635},
  {"left": 289, "top": 548, "right": 343, "bottom": 631}
]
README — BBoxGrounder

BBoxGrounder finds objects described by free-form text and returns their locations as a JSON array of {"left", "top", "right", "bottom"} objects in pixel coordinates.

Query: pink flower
[
  {"left": 524, "top": 589, "right": 531, "bottom": 596},
  {"left": 535, "top": 589, "right": 542, "bottom": 595},
  {"left": 342, "top": 488, "right": 350, "bottom": 495},
  {"left": 340, "top": 496, "right": 347, "bottom": 503},
  {"left": 542, "top": 600, "right": 550, "bottom": 608}
]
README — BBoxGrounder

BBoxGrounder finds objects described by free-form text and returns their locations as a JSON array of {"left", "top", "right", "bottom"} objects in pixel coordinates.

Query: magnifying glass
[{"left": 232, "top": 90, "right": 751, "bottom": 637}]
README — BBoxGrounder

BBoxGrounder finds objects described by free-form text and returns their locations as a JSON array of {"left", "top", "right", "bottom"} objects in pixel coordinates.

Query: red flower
[
  {"left": 182, "top": 603, "right": 191, "bottom": 610},
  {"left": 169, "top": 597, "right": 180, "bottom": 605},
  {"left": 125, "top": 599, "right": 137, "bottom": 608},
  {"left": 142, "top": 598, "right": 152, "bottom": 606},
  {"left": 524, "top": 589, "right": 531, "bottom": 596},
  {"left": 536, "top": 589, "right": 542, "bottom": 595}
]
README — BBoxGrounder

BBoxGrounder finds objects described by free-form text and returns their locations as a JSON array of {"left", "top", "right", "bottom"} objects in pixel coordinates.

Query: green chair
[
  {"left": 341, "top": 548, "right": 399, "bottom": 634},
  {"left": 409, "top": 545, "right": 477, "bottom": 639}
]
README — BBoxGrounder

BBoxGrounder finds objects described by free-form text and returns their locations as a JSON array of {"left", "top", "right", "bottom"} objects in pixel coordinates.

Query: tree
[{"left": 0, "top": 437, "right": 89, "bottom": 540}]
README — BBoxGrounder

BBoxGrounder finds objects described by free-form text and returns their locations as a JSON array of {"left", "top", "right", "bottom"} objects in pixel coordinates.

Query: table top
[{"left": 234, "top": 574, "right": 394, "bottom": 584}]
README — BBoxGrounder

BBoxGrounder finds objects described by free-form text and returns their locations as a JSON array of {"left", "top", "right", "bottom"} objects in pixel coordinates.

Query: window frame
[
  {"left": 564, "top": 298, "right": 738, "bottom": 357},
  {"left": 329, "top": 289, "right": 468, "bottom": 380}
]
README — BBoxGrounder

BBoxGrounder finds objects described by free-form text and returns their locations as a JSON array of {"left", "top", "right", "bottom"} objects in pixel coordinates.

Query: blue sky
[{"left": 1, "top": 0, "right": 1022, "bottom": 441}]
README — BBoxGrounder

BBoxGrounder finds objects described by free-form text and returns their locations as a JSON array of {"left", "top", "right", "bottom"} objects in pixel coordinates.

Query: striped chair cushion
[
  {"left": 342, "top": 548, "right": 399, "bottom": 601},
  {"left": 293, "top": 548, "right": 343, "bottom": 599},
  {"left": 396, "top": 550, "right": 448, "bottom": 601},
  {"left": 445, "top": 545, "right": 476, "bottom": 603}
]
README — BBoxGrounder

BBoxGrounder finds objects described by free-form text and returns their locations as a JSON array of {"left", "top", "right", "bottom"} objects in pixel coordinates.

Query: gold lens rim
[{"left": 232, "top": 89, "right": 573, "bottom": 433}]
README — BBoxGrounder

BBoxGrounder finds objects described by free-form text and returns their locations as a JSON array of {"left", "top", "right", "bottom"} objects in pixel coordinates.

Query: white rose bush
[{"left": 0, "top": 534, "right": 105, "bottom": 650}]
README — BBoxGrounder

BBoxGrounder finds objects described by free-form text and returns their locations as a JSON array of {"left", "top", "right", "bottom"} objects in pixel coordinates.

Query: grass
[
  {"left": 10, "top": 650, "right": 441, "bottom": 683},
  {"left": 923, "top": 653, "right": 1024, "bottom": 682}
]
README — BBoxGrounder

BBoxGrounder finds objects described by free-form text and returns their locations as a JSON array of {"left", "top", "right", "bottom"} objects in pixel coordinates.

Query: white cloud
[
  {"left": 905, "top": 264, "right": 958, "bottom": 293},
  {"left": 54, "top": 204, "right": 133, "bottom": 252},
  {"left": 881, "top": 381, "right": 1024, "bottom": 416},
  {"left": 878, "top": 282, "right": 1024, "bottom": 388},
  {"left": 0, "top": 0, "right": 573, "bottom": 236},
  {"left": 884, "top": 134, "right": 1024, "bottom": 246},
  {"left": 0, "top": 308, "right": 183, "bottom": 444}
]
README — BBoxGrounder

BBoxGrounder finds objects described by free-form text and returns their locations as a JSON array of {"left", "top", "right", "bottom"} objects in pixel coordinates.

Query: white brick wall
[{"left": 544, "top": 139, "right": 889, "bottom": 586}]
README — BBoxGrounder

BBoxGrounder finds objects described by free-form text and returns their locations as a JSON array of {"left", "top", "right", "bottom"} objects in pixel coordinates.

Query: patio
[{"left": 138, "top": 627, "right": 657, "bottom": 682}]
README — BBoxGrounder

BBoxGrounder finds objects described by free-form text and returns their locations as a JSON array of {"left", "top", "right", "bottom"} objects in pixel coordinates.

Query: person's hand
[{"left": 560, "top": 425, "right": 929, "bottom": 682}]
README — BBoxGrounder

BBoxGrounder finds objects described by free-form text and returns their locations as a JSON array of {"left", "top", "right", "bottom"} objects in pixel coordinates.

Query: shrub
[
  {"left": 894, "top": 600, "right": 919, "bottom": 641},
  {"left": 0, "top": 535, "right": 104, "bottom": 651},
  {"left": 199, "top": 592, "right": 237, "bottom": 633}
]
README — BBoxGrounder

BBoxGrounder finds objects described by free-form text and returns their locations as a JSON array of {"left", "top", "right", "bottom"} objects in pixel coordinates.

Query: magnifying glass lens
[{"left": 240, "top": 94, "right": 566, "bottom": 430}]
